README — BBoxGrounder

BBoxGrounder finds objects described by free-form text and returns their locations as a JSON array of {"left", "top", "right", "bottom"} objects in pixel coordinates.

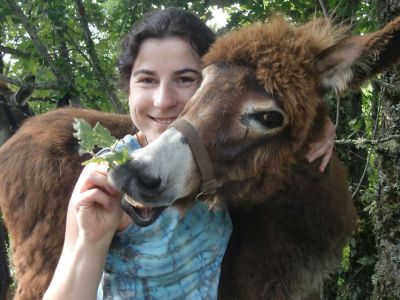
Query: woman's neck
[{"left": 136, "top": 131, "right": 148, "bottom": 147}]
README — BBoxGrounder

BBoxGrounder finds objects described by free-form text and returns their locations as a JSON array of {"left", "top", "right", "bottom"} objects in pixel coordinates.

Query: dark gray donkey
[{"left": 0, "top": 75, "right": 35, "bottom": 146}]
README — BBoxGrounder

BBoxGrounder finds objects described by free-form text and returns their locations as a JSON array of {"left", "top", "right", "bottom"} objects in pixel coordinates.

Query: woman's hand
[
  {"left": 71, "top": 163, "right": 123, "bottom": 243},
  {"left": 306, "top": 117, "right": 336, "bottom": 172},
  {"left": 44, "top": 163, "right": 123, "bottom": 300}
]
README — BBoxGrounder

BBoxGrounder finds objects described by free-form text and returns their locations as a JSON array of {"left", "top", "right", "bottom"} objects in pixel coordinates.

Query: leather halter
[{"left": 170, "top": 119, "right": 218, "bottom": 200}]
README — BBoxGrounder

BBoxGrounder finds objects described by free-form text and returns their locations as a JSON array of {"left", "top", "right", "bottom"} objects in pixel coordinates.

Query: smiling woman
[
  {"left": 43, "top": 7, "right": 234, "bottom": 300},
  {"left": 128, "top": 37, "right": 202, "bottom": 143}
]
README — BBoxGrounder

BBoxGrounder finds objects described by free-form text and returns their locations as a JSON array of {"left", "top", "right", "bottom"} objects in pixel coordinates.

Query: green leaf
[
  {"left": 81, "top": 149, "right": 129, "bottom": 167},
  {"left": 72, "top": 118, "right": 117, "bottom": 154},
  {"left": 82, "top": 156, "right": 109, "bottom": 166},
  {"left": 103, "top": 147, "right": 130, "bottom": 166},
  {"left": 72, "top": 118, "right": 130, "bottom": 167}
]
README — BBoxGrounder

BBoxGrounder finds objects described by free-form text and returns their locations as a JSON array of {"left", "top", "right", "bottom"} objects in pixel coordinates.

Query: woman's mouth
[{"left": 150, "top": 117, "right": 177, "bottom": 126}]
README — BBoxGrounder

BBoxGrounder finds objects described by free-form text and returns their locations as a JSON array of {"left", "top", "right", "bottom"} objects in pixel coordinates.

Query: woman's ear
[{"left": 314, "top": 16, "right": 400, "bottom": 94}]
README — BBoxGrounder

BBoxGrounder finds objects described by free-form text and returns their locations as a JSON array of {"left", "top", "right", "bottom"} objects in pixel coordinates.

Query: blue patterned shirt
[{"left": 97, "top": 135, "right": 232, "bottom": 300}]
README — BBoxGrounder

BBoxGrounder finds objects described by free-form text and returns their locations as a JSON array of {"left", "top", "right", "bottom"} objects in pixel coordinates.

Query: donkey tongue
[
  {"left": 137, "top": 207, "right": 153, "bottom": 220},
  {"left": 121, "top": 195, "right": 167, "bottom": 227}
]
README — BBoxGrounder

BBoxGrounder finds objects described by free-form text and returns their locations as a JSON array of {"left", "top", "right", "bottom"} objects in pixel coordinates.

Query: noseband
[{"left": 171, "top": 119, "right": 218, "bottom": 200}]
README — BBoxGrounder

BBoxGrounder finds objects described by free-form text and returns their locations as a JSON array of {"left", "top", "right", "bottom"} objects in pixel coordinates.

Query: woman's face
[{"left": 129, "top": 37, "right": 202, "bottom": 143}]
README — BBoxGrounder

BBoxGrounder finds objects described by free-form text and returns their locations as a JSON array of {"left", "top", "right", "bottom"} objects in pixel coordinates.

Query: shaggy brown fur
[
  {"left": 0, "top": 108, "right": 132, "bottom": 299},
  {"left": 0, "top": 16, "right": 399, "bottom": 300},
  {"left": 201, "top": 16, "right": 399, "bottom": 298},
  {"left": 192, "top": 64, "right": 357, "bottom": 299},
  {"left": 201, "top": 16, "right": 399, "bottom": 299}
]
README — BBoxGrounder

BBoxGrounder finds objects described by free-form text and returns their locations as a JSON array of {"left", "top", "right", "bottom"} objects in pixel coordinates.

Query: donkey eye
[{"left": 251, "top": 111, "right": 284, "bottom": 129}]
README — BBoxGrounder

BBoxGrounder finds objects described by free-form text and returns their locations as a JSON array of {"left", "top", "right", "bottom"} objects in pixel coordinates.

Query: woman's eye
[
  {"left": 141, "top": 77, "right": 156, "bottom": 84},
  {"left": 176, "top": 76, "right": 197, "bottom": 85}
]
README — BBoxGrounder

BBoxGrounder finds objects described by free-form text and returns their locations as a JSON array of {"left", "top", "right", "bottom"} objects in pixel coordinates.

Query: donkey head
[
  {"left": 109, "top": 16, "right": 400, "bottom": 226},
  {"left": 0, "top": 75, "right": 35, "bottom": 145}
]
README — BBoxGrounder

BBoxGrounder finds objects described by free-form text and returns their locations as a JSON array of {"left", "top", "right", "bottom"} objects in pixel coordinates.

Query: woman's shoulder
[
  {"left": 115, "top": 134, "right": 141, "bottom": 153},
  {"left": 96, "top": 134, "right": 140, "bottom": 156}
]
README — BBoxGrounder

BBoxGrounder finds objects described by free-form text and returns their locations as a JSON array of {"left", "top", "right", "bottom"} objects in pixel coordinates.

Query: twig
[
  {"left": 351, "top": 97, "right": 381, "bottom": 198},
  {"left": 0, "top": 74, "right": 59, "bottom": 90},
  {"left": 318, "top": 0, "right": 329, "bottom": 19},
  {"left": 0, "top": 74, "right": 22, "bottom": 87},
  {"left": 335, "top": 94, "right": 340, "bottom": 128},
  {"left": 29, "top": 96, "right": 57, "bottom": 103},
  {"left": 0, "top": 45, "right": 30, "bottom": 58},
  {"left": 64, "top": 32, "right": 91, "bottom": 63},
  {"left": 335, "top": 134, "right": 400, "bottom": 146},
  {"left": 371, "top": 78, "right": 400, "bottom": 92}
]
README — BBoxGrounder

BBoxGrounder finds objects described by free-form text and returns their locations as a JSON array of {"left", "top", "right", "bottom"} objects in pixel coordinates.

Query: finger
[
  {"left": 76, "top": 164, "right": 119, "bottom": 196},
  {"left": 89, "top": 162, "right": 110, "bottom": 175},
  {"left": 325, "top": 117, "right": 336, "bottom": 136},
  {"left": 319, "top": 147, "right": 333, "bottom": 173},
  {"left": 76, "top": 188, "right": 119, "bottom": 212},
  {"left": 307, "top": 142, "right": 331, "bottom": 162},
  {"left": 78, "top": 174, "right": 118, "bottom": 196}
]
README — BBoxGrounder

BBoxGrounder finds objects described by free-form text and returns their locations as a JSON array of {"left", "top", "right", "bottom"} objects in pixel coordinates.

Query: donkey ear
[
  {"left": 14, "top": 75, "right": 35, "bottom": 106},
  {"left": 315, "top": 16, "right": 400, "bottom": 94}
]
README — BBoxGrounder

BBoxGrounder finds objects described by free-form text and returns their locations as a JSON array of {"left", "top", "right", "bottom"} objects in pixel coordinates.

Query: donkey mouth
[{"left": 121, "top": 194, "right": 167, "bottom": 227}]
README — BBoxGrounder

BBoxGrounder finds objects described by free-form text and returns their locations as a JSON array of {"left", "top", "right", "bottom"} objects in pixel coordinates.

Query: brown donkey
[
  {"left": 0, "top": 109, "right": 132, "bottom": 299},
  {"left": 109, "top": 16, "right": 400, "bottom": 299},
  {"left": 0, "top": 16, "right": 400, "bottom": 300}
]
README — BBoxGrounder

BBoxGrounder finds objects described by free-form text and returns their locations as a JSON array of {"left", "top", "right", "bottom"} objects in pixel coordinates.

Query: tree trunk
[
  {"left": 319, "top": 2, "right": 376, "bottom": 299},
  {"left": 323, "top": 91, "right": 376, "bottom": 300},
  {"left": 373, "top": 1, "right": 400, "bottom": 298},
  {"left": 342, "top": 93, "right": 377, "bottom": 300}
]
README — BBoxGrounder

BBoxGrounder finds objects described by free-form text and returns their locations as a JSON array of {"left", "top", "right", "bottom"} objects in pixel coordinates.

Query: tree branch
[
  {"left": 48, "top": 6, "right": 81, "bottom": 107},
  {"left": 372, "top": 78, "right": 400, "bottom": 93},
  {"left": 317, "top": 0, "right": 329, "bottom": 18},
  {"left": 64, "top": 31, "right": 92, "bottom": 65},
  {"left": 0, "top": 45, "right": 30, "bottom": 58},
  {"left": 4, "top": 0, "right": 68, "bottom": 86},
  {"left": 0, "top": 74, "right": 59, "bottom": 90},
  {"left": 75, "top": 0, "right": 125, "bottom": 113},
  {"left": 335, "top": 134, "right": 400, "bottom": 146},
  {"left": 29, "top": 96, "right": 57, "bottom": 103}
]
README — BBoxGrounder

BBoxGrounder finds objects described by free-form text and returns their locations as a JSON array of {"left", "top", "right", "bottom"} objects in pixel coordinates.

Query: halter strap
[{"left": 171, "top": 119, "right": 218, "bottom": 199}]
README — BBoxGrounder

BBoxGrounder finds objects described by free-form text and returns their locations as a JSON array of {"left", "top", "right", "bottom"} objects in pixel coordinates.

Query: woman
[{"left": 44, "top": 7, "right": 335, "bottom": 300}]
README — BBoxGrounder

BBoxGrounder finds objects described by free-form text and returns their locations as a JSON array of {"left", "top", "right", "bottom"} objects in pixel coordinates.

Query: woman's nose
[{"left": 154, "top": 82, "right": 177, "bottom": 110}]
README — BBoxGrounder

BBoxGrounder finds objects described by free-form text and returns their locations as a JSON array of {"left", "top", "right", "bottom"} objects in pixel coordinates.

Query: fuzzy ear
[
  {"left": 315, "top": 16, "right": 400, "bottom": 94},
  {"left": 13, "top": 75, "right": 35, "bottom": 106}
]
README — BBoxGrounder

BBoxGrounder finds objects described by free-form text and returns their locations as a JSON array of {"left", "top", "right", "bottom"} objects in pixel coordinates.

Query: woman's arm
[
  {"left": 306, "top": 117, "right": 336, "bottom": 172},
  {"left": 43, "top": 163, "right": 122, "bottom": 300}
]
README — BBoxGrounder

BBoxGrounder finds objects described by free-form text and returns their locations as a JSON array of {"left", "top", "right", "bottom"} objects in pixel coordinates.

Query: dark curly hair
[{"left": 118, "top": 7, "right": 216, "bottom": 91}]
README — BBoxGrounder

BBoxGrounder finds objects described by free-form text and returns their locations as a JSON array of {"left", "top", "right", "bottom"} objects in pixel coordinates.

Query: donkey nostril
[{"left": 137, "top": 173, "right": 162, "bottom": 190}]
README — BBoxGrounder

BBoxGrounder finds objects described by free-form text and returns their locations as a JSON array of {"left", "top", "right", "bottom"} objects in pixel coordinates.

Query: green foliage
[
  {"left": 0, "top": 0, "right": 226, "bottom": 112},
  {"left": 72, "top": 118, "right": 129, "bottom": 167}
]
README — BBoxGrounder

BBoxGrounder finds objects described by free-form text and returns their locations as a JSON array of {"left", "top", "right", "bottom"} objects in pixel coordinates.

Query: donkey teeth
[{"left": 124, "top": 194, "right": 145, "bottom": 208}]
